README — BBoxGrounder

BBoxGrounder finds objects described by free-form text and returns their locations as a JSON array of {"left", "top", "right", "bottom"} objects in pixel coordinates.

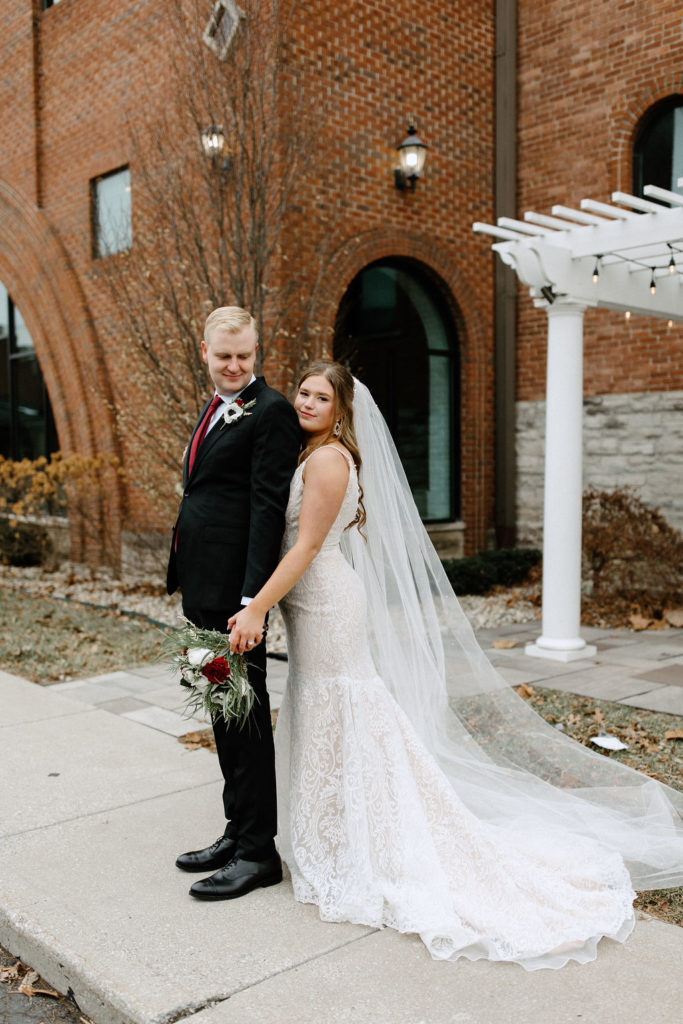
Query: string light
[
  {"left": 668, "top": 319, "right": 674, "bottom": 329},
  {"left": 592, "top": 257, "right": 601, "bottom": 284},
  {"left": 649, "top": 269, "right": 657, "bottom": 295},
  {"left": 625, "top": 310, "right": 631, "bottom": 321},
  {"left": 669, "top": 254, "right": 677, "bottom": 275}
]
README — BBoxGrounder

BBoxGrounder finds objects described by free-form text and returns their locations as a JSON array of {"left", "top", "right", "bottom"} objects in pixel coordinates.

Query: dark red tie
[{"left": 187, "top": 395, "right": 223, "bottom": 476}]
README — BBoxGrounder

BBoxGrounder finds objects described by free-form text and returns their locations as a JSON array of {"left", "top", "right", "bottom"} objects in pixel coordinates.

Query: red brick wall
[
  {"left": 517, "top": 0, "right": 683, "bottom": 402},
  {"left": 0, "top": 0, "right": 183, "bottom": 545},
  {"left": 0, "top": 0, "right": 497, "bottom": 554},
  {"left": 277, "top": 0, "right": 496, "bottom": 550}
]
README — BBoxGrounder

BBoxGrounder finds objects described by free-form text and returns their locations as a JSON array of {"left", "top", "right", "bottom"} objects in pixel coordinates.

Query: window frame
[
  {"left": 633, "top": 95, "right": 683, "bottom": 199},
  {"left": 333, "top": 258, "right": 460, "bottom": 524},
  {"left": 203, "top": 0, "right": 245, "bottom": 61},
  {"left": 91, "top": 165, "right": 132, "bottom": 259}
]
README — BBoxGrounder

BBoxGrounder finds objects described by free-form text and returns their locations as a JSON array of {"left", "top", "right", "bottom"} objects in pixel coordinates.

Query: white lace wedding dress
[{"left": 275, "top": 449, "right": 636, "bottom": 970}]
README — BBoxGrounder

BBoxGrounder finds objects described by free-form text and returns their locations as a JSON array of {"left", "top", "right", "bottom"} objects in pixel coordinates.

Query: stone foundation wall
[{"left": 516, "top": 390, "right": 683, "bottom": 545}]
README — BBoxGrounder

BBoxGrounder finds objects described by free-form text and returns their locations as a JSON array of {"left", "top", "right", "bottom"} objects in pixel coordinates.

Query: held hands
[{"left": 228, "top": 605, "right": 266, "bottom": 654}]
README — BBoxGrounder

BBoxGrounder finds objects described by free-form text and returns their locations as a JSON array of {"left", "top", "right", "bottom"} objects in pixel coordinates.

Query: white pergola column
[{"left": 526, "top": 299, "right": 597, "bottom": 662}]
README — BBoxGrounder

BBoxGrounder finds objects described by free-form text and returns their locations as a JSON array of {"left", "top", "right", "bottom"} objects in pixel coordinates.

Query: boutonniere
[{"left": 221, "top": 397, "right": 256, "bottom": 428}]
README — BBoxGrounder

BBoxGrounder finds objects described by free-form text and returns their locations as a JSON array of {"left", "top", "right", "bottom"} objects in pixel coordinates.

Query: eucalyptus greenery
[{"left": 159, "top": 618, "right": 256, "bottom": 729}]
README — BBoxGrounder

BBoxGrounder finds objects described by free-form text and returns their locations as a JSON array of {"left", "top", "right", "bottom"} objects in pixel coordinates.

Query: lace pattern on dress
[{"left": 275, "top": 447, "right": 635, "bottom": 969}]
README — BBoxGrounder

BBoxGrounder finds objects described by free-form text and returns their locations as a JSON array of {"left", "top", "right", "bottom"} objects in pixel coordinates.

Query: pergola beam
[
  {"left": 473, "top": 186, "right": 683, "bottom": 661},
  {"left": 644, "top": 184, "right": 683, "bottom": 207},
  {"left": 580, "top": 198, "right": 638, "bottom": 220},
  {"left": 611, "top": 191, "right": 665, "bottom": 214}
]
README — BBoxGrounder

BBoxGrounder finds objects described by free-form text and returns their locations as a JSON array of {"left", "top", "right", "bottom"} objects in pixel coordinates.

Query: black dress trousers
[{"left": 182, "top": 604, "right": 277, "bottom": 863}]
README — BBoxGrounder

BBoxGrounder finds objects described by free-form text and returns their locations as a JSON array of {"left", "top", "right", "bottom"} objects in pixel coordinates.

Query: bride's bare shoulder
[{"left": 302, "top": 444, "right": 352, "bottom": 481}]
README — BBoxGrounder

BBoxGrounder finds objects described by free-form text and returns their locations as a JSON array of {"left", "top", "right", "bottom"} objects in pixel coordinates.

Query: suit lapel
[{"left": 190, "top": 377, "right": 267, "bottom": 472}]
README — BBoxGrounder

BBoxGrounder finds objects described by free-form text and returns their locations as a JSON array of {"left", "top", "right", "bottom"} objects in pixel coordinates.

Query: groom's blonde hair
[{"left": 204, "top": 306, "right": 258, "bottom": 345}]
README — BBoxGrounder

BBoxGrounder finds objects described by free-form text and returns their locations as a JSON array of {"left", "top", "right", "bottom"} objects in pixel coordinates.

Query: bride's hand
[{"left": 228, "top": 606, "right": 265, "bottom": 654}]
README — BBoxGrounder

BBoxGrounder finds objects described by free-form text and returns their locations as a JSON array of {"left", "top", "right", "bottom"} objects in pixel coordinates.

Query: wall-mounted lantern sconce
[
  {"left": 394, "top": 125, "right": 428, "bottom": 191},
  {"left": 201, "top": 124, "right": 229, "bottom": 172}
]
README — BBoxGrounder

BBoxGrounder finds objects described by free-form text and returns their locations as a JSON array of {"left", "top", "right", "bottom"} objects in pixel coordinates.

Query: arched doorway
[
  {"left": 333, "top": 259, "right": 459, "bottom": 522},
  {"left": 0, "top": 281, "right": 58, "bottom": 459},
  {"left": 633, "top": 95, "right": 683, "bottom": 199}
]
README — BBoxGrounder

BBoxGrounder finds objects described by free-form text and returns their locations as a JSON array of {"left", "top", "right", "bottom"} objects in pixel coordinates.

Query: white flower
[
  {"left": 223, "top": 402, "right": 245, "bottom": 425},
  {"left": 186, "top": 647, "right": 214, "bottom": 667},
  {"left": 181, "top": 666, "right": 198, "bottom": 684},
  {"left": 221, "top": 398, "right": 256, "bottom": 428}
]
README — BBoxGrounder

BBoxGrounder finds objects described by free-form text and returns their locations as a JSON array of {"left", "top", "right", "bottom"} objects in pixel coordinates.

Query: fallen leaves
[
  {"left": 0, "top": 962, "right": 20, "bottom": 984},
  {"left": 1, "top": 960, "right": 59, "bottom": 999},
  {"left": 628, "top": 612, "right": 665, "bottom": 631},
  {"left": 179, "top": 729, "right": 217, "bottom": 753},
  {"left": 523, "top": 686, "right": 683, "bottom": 793},
  {"left": 665, "top": 608, "right": 683, "bottom": 628},
  {"left": 491, "top": 638, "right": 517, "bottom": 649},
  {"left": 515, "top": 683, "right": 534, "bottom": 699}
]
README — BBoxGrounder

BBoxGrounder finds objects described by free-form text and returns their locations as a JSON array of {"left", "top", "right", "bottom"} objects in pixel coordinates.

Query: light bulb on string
[
  {"left": 592, "top": 257, "right": 600, "bottom": 284},
  {"left": 668, "top": 319, "right": 674, "bottom": 329},
  {"left": 649, "top": 270, "right": 657, "bottom": 295},
  {"left": 625, "top": 310, "right": 631, "bottom": 321},
  {"left": 669, "top": 253, "right": 676, "bottom": 275}
]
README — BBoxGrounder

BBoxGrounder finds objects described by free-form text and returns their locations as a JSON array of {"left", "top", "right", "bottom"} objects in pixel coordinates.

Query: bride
[{"left": 228, "top": 361, "right": 683, "bottom": 970}]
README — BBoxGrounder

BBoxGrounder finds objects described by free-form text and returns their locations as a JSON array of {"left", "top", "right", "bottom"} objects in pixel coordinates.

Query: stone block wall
[{"left": 516, "top": 390, "right": 683, "bottom": 545}]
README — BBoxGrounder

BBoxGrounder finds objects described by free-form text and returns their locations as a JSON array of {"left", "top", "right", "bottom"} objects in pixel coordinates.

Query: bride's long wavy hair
[{"left": 294, "top": 361, "right": 366, "bottom": 534}]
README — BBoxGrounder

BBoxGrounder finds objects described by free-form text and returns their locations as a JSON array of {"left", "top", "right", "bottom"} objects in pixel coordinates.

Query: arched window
[
  {"left": 0, "top": 282, "right": 58, "bottom": 459},
  {"left": 633, "top": 96, "right": 683, "bottom": 198},
  {"left": 334, "top": 259, "right": 459, "bottom": 522}
]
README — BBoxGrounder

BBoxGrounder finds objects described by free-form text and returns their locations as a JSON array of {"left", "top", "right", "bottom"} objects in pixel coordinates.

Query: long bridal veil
[{"left": 340, "top": 378, "right": 683, "bottom": 891}]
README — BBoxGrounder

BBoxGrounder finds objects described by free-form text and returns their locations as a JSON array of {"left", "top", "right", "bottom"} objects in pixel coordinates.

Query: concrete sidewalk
[{"left": 2, "top": 625, "right": 683, "bottom": 1024}]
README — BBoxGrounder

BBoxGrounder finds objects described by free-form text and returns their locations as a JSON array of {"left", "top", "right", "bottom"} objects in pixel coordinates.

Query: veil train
[{"left": 340, "top": 378, "right": 683, "bottom": 891}]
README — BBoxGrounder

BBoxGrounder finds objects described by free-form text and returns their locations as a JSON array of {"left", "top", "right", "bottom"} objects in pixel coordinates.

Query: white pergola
[{"left": 474, "top": 183, "right": 683, "bottom": 661}]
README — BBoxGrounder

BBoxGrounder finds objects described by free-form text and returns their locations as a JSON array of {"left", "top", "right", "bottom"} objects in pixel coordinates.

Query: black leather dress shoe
[
  {"left": 189, "top": 854, "right": 283, "bottom": 901},
  {"left": 175, "top": 835, "right": 238, "bottom": 873}
]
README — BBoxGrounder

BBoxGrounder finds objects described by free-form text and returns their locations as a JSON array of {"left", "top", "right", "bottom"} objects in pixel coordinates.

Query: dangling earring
[{"left": 333, "top": 420, "right": 341, "bottom": 437}]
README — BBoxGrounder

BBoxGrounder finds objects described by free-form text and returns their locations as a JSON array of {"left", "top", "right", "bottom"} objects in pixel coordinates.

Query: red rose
[
  {"left": 201, "top": 656, "right": 231, "bottom": 684},
  {"left": 235, "top": 398, "right": 244, "bottom": 407}
]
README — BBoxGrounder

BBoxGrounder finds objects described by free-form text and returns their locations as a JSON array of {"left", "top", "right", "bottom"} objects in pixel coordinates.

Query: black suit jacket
[{"left": 166, "top": 377, "right": 300, "bottom": 614}]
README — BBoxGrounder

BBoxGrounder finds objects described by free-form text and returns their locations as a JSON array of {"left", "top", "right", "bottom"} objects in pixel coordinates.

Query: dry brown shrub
[
  {"left": 0, "top": 453, "right": 124, "bottom": 567},
  {"left": 582, "top": 486, "right": 683, "bottom": 624}
]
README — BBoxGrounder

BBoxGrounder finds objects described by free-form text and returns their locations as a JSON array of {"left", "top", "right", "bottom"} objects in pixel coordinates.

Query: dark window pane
[
  {"left": 634, "top": 97, "right": 683, "bottom": 198},
  {"left": 334, "top": 260, "right": 458, "bottom": 521},
  {"left": 0, "top": 330, "right": 9, "bottom": 456},
  {"left": 0, "top": 283, "right": 58, "bottom": 459},
  {"left": 12, "top": 357, "right": 47, "bottom": 460}
]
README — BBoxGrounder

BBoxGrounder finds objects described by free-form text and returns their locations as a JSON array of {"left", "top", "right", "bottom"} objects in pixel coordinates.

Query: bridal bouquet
[{"left": 159, "top": 618, "right": 256, "bottom": 728}]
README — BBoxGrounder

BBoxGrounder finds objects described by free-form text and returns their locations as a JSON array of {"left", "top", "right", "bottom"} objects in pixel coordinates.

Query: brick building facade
[
  {"left": 515, "top": 0, "right": 683, "bottom": 538},
  {"left": 0, "top": 0, "right": 681, "bottom": 567}
]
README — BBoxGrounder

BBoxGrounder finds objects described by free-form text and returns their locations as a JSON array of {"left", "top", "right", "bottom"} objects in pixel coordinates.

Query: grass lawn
[{"left": 0, "top": 587, "right": 163, "bottom": 684}]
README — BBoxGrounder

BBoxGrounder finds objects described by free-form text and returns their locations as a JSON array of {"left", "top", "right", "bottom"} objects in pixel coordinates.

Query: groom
[{"left": 167, "top": 306, "right": 300, "bottom": 900}]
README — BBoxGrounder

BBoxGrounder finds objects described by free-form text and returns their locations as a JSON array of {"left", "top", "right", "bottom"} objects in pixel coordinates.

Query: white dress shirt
[{"left": 205, "top": 375, "right": 257, "bottom": 435}]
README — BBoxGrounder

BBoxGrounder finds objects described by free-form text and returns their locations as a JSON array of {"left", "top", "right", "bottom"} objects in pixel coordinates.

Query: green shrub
[
  {"left": 441, "top": 547, "right": 541, "bottom": 596},
  {"left": 0, "top": 519, "right": 52, "bottom": 567}
]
